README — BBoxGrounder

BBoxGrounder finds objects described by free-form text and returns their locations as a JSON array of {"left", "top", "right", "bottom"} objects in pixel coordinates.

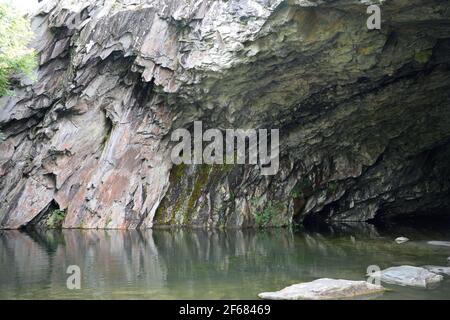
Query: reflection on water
[{"left": 0, "top": 224, "right": 450, "bottom": 299}]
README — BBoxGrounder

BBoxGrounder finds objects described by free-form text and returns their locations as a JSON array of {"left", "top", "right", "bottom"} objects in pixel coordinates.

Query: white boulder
[
  {"left": 422, "top": 265, "right": 450, "bottom": 276},
  {"left": 395, "top": 237, "right": 409, "bottom": 244},
  {"left": 427, "top": 241, "right": 450, "bottom": 247},
  {"left": 374, "top": 266, "right": 443, "bottom": 288},
  {"left": 258, "top": 278, "right": 385, "bottom": 300}
]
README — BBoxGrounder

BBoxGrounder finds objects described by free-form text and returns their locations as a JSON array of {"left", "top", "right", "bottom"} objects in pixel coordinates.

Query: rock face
[
  {"left": 374, "top": 266, "right": 444, "bottom": 288},
  {"left": 1, "top": 0, "right": 450, "bottom": 229},
  {"left": 258, "top": 278, "right": 385, "bottom": 300}
]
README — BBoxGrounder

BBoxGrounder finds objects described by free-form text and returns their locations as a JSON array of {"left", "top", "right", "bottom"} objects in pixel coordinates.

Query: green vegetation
[
  {"left": 155, "top": 163, "right": 236, "bottom": 226},
  {"left": 255, "top": 205, "right": 272, "bottom": 227},
  {"left": 291, "top": 183, "right": 302, "bottom": 198},
  {"left": 291, "top": 179, "right": 313, "bottom": 199},
  {"left": 327, "top": 180, "right": 339, "bottom": 195},
  {"left": 0, "top": 3, "right": 37, "bottom": 96},
  {"left": 250, "top": 196, "right": 288, "bottom": 227},
  {"left": 414, "top": 49, "right": 432, "bottom": 64},
  {"left": 252, "top": 200, "right": 283, "bottom": 227},
  {"left": 47, "top": 209, "right": 66, "bottom": 228},
  {"left": 186, "top": 164, "right": 212, "bottom": 221},
  {"left": 106, "top": 216, "right": 113, "bottom": 227}
]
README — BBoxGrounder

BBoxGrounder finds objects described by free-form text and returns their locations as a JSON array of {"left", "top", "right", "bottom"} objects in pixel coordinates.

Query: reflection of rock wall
[
  {"left": 0, "top": 229, "right": 167, "bottom": 298},
  {"left": 0, "top": 231, "right": 51, "bottom": 291},
  {"left": 152, "top": 229, "right": 297, "bottom": 275},
  {"left": 0, "top": 229, "right": 298, "bottom": 298},
  {"left": 1, "top": 227, "right": 448, "bottom": 298},
  {"left": 55, "top": 230, "right": 166, "bottom": 291},
  {"left": 1, "top": 0, "right": 450, "bottom": 229}
]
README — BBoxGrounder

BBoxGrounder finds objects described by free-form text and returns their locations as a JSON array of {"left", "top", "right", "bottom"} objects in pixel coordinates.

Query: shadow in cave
[{"left": 300, "top": 210, "right": 450, "bottom": 240}]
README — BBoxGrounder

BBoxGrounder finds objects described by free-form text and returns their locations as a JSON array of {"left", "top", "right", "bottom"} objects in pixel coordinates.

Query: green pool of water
[{"left": 1, "top": 224, "right": 449, "bottom": 299}]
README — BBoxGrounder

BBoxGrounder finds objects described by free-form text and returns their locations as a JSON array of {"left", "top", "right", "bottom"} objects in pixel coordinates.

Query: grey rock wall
[{"left": 1, "top": 0, "right": 450, "bottom": 229}]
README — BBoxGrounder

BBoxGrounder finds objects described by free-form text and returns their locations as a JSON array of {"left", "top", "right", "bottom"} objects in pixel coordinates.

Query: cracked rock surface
[{"left": 1, "top": 0, "right": 450, "bottom": 229}]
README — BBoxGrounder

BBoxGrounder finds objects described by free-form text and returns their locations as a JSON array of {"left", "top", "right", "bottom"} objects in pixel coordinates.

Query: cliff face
[{"left": 1, "top": 0, "right": 450, "bottom": 229}]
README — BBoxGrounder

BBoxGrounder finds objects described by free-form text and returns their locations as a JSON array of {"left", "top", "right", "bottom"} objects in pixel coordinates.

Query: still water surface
[{"left": 1, "top": 224, "right": 450, "bottom": 299}]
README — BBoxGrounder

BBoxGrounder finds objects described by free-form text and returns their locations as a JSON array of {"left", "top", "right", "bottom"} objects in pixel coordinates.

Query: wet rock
[
  {"left": 422, "top": 266, "right": 450, "bottom": 277},
  {"left": 374, "top": 266, "right": 444, "bottom": 288},
  {"left": 258, "top": 278, "right": 385, "bottom": 300},
  {"left": 427, "top": 241, "right": 450, "bottom": 247},
  {"left": 395, "top": 237, "right": 409, "bottom": 244}
]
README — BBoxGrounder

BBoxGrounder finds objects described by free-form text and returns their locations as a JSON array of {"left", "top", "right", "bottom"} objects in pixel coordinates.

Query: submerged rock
[
  {"left": 427, "top": 241, "right": 450, "bottom": 247},
  {"left": 374, "top": 266, "right": 444, "bottom": 288},
  {"left": 422, "top": 265, "right": 450, "bottom": 276},
  {"left": 395, "top": 237, "right": 409, "bottom": 244},
  {"left": 258, "top": 278, "right": 385, "bottom": 300}
]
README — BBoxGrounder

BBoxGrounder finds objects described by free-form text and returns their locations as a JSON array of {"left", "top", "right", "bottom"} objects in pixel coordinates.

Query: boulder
[
  {"left": 427, "top": 241, "right": 450, "bottom": 247},
  {"left": 258, "top": 278, "right": 385, "bottom": 300},
  {"left": 374, "top": 266, "right": 443, "bottom": 288},
  {"left": 422, "top": 265, "right": 450, "bottom": 276},
  {"left": 395, "top": 237, "right": 409, "bottom": 244}
]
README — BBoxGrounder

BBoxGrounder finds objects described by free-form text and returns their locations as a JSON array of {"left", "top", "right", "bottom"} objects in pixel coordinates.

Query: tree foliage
[{"left": 0, "top": 2, "right": 37, "bottom": 96}]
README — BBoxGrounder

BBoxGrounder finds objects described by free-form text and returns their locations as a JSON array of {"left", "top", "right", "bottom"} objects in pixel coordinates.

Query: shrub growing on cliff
[
  {"left": 47, "top": 209, "right": 66, "bottom": 229},
  {"left": 0, "top": 2, "right": 36, "bottom": 96}
]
